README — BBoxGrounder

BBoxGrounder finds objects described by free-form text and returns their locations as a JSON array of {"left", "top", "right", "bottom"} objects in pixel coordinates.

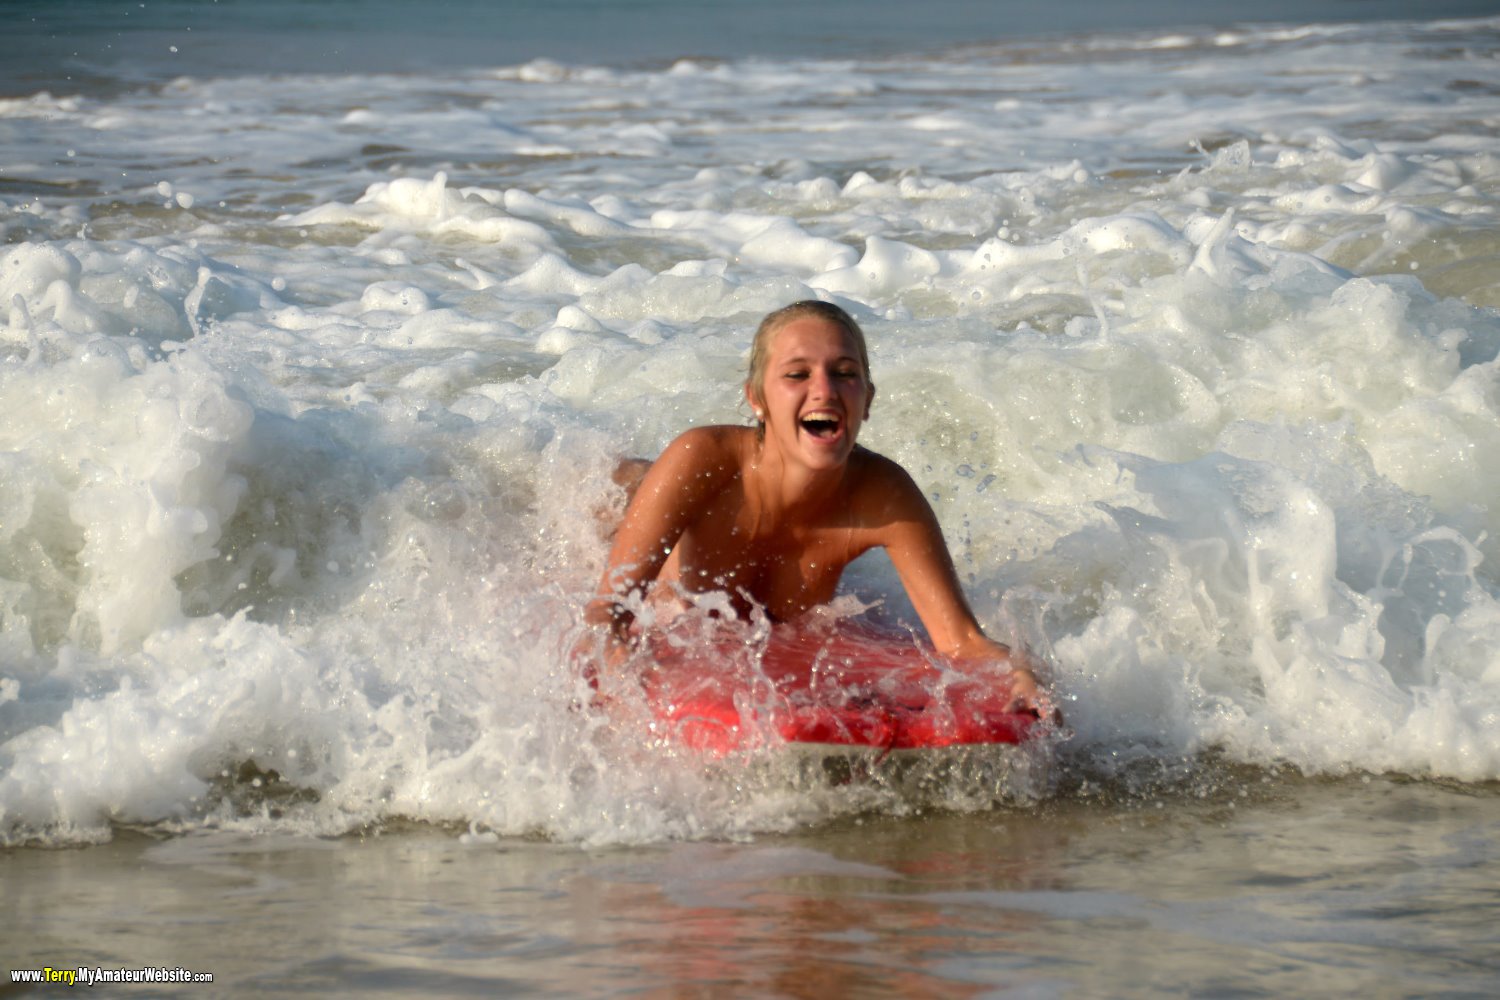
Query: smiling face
[{"left": 747, "top": 313, "right": 876, "bottom": 471}]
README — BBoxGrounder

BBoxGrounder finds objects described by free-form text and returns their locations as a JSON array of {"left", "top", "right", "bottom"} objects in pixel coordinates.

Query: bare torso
[{"left": 652, "top": 430, "right": 880, "bottom": 620}]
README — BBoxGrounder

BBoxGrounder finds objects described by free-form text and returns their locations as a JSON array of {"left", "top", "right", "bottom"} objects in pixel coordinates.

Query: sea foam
[{"left": 3, "top": 17, "right": 1499, "bottom": 844}]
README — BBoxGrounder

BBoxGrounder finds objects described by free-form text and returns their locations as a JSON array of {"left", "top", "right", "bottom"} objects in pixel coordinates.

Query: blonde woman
[{"left": 586, "top": 301, "right": 1049, "bottom": 715}]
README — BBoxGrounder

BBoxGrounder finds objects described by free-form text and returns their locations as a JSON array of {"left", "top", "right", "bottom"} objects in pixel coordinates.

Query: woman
[{"left": 585, "top": 300, "right": 1049, "bottom": 714}]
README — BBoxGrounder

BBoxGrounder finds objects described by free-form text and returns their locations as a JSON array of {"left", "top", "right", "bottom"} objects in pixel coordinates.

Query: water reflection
[{"left": 3, "top": 776, "right": 1496, "bottom": 996}]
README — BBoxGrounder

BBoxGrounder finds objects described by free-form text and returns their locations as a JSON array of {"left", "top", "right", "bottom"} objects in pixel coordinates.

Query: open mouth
[{"left": 800, "top": 414, "right": 843, "bottom": 439}]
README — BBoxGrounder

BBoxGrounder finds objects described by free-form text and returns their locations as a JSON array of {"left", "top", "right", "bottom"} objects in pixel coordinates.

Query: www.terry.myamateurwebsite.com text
[{"left": 11, "top": 966, "right": 214, "bottom": 986}]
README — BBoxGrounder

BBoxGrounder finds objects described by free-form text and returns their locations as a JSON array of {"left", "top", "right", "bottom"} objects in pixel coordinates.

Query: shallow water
[{"left": 7, "top": 775, "right": 1498, "bottom": 996}]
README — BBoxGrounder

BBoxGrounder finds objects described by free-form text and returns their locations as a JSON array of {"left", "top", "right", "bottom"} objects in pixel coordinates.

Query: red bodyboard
[{"left": 642, "top": 621, "right": 1038, "bottom": 756}]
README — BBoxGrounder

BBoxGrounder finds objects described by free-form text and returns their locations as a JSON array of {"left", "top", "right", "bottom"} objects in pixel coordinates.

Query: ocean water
[
  {"left": 11, "top": 0, "right": 1500, "bottom": 90},
  {"left": 3, "top": 1, "right": 1500, "bottom": 993}
]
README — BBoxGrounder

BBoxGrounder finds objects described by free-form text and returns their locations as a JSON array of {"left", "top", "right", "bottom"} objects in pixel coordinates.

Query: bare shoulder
[
  {"left": 637, "top": 425, "right": 754, "bottom": 501},
  {"left": 658, "top": 424, "right": 753, "bottom": 473},
  {"left": 848, "top": 447, "right": 930, "bottom": 522},
  {"left": 669, "top": 423, "right": 751, "bottom": 453}
]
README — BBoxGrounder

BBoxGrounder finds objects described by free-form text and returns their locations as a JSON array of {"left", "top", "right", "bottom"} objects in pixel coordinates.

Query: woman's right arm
[{"left": 585, "top": 426, "right": 740, "bottom": 643}]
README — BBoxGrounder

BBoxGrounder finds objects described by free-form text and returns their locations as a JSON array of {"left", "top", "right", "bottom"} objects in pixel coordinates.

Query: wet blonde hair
[{"left": 745, "top": 301, "right": 872, "bottom": 433}]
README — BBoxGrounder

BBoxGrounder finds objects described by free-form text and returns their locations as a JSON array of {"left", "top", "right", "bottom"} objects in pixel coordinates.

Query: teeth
[{"left": 800, "top": 412, "right": 842, "bottom": 438}]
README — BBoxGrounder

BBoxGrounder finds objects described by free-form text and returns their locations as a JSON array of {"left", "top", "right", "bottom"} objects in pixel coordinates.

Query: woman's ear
[
  {"left": 864, "top": 382, "right": 876, "bottom": 419},
  {"left": 745, "top": 382, "right": 764, "bottom": 422}
]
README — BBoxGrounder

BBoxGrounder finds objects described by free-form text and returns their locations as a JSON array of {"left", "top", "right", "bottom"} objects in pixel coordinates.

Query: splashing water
[{"left": 2, "top": 14, "right": 1500, "bottom": 845}]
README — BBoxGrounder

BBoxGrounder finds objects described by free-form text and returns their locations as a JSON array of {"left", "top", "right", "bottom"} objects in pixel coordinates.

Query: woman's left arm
[{"left": 864, "top": 458, "right": 1050, "bottom": 715}]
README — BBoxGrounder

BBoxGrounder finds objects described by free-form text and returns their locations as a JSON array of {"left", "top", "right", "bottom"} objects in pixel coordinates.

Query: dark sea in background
[{"left": 9, "top": 0, "right": 1500, "bottom": 91}]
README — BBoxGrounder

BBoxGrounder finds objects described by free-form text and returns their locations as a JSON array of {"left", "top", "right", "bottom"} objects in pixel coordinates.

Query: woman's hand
[
  {"left": 569, "top": 614, "right": 641, "bottom": 704},
  {"left": 997, "top": 647, "right": 1061, "bottom": 722},
  {"left": 1002, "top": 662, "right": 1048, "bottom": 717},
  {"left": 949, "top": 639, "right": 1057, "bottom": 720}
]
